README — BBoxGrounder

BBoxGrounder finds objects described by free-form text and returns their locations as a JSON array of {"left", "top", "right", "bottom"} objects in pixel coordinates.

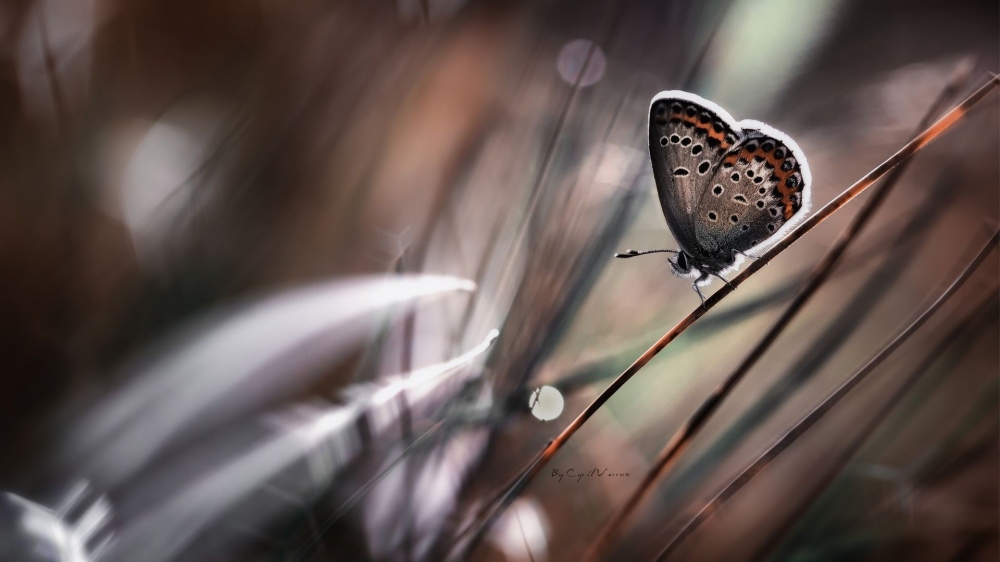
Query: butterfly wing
[
  {"left": 649, "top": 91, "right": 742, "bottom": 256},
  {"left": 693, "top": 120, "right": 812, "bottom": 270}
]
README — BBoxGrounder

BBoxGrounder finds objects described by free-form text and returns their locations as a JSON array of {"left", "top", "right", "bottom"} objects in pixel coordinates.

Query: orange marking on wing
[
  {"left": 701, "top": 124, "right": 727, "bottom": 144},
  {"left": 741, "top": 144, "right": 799, "bottom": 220}
]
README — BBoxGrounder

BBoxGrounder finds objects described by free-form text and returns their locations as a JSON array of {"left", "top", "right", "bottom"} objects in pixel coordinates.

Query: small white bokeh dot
[
  {"left": 556, "top": 39, "right": 606, "bottom": 87},
  {"left": 529, "top": 386, "right": 564, "bottom": 421},
  {"left": 487, "top": 498, "right": 550, "bottom": 562}
]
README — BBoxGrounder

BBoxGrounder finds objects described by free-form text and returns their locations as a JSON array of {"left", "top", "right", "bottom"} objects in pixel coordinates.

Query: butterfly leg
[
  {"left": 692, "top": 273, "right": 710, "bottom": 308},
  {"left": 712, "top": 272, "right": 735, "bottom": 290},
  {"left": 735, "top": 250, "right": 763, "bottom": 260}
]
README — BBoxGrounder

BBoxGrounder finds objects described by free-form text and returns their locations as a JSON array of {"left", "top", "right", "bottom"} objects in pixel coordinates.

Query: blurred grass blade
[
  {"left": 63, "top": 275, "right": 476, "bottom": 487},
  {"left": 108, "top": 326, "right": 497, "bottom": 562}
]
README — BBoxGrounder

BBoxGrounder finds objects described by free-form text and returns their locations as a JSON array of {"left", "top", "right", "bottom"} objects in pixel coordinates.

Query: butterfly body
[{"left": 640, "top": 91, "right": 812, "bottom": 302}]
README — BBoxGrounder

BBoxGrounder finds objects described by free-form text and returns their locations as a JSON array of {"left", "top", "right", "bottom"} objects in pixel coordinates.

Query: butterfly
[{"left": 616, "top": 91, "right": 812, "bottom": 305}]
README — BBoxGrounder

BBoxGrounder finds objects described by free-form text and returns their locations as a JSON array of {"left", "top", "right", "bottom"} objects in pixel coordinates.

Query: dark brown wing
[
  {"left": 693, "top": 120, "right": 811, "bottom": 270},
  {"left": 649, "top": 91, "right": 742, "bottom": 257}
]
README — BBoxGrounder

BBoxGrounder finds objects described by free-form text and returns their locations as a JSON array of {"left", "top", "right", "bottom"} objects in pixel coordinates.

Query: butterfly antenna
[{"left": 614, "top": 248, "right": 680, "bottom": 259}]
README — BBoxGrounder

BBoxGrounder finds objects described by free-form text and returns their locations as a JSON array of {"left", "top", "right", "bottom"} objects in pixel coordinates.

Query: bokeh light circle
[
  {"left": 556, "top": 39, "right": 606, "bottom": 87},
  {"left": 529, "top": 385, "right": 564, "bottom": 421}
]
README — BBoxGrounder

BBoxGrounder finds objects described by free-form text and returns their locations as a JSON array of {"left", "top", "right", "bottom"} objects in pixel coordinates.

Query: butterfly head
[{"left": 668, "top": 251, "right": 699, "bottom": 278}]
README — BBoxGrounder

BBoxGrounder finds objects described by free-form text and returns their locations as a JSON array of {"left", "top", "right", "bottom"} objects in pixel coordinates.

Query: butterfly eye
[
  {"left": 781, "top": 160, "right": 795, "bottom": 172},
  {"left": 769, "top": 207, "right": 779, "bottom": 217},
  {"left": 761, "top": 141, "right": 775, "bottom": 152},
  {"left": 707, "top": 212, "right": 717, "bottom": 221},
  {"left": 713, "top": 185, "right": 723, "bottom": 195},
  {"left": 673, "top": 167, "right": 690, "bottom": 176},
  {"left": 756, "top": 200, "right": 765, "bottom": 208},
  {"left": 754, "top": 176, "right": 764, "bottom": 184},
  {"left": 730, "top": 215, "right": 739, "bottom": 223},
  {"left": 786, "top": 175, "right": 800, "bottom": 187},
  {"left": 698, "top": 161, "right": 710, "bottom": 174},
  {"left": 680, "top": 137, "right": 692, "bottom": 146},
  {"left": 758, "top": 187, "right": 766, "bottom": 194},
  {"left": 692, "top": 144, "right": 703, "bottom": 155},
  {"left": 660, "top": 136, "right": 669, "bottom": 146},
  {"left": 767, "top": 224, "right": 776, "bottom": 232},
  {"left": 746, "top": 169, "right": 754, "bottom": 178},
  {"left": 685, "top": 106, "right": 697, "bottom": 117},
  {"left": 671, "top": 102, "right": 683, "bottom": 114},
  {"left": 670, "top": 134, "right": 680, "bottom": 143},
  {"left": 730, "top": 172, "right": 740, "bottom": 182},
  {"left": 774, "top": 147, "right": 786, "bottom": 159},
  {"left": 699, "top": 112, "right": 711, "bottom": 123},
  {"left": 745, "top": 142, "right": 758, "bottom": 152}
]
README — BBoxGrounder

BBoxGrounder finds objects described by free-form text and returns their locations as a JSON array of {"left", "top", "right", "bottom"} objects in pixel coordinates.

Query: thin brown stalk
[
  {"left": 488, "top": 26, "right": 602, "bottom": 303},
  {"left": 747, "top": 230, "right": 999, "bottom": 561},
  {"left": 654, "top": 288, "right": 999, "bottom": 561},
  {"left": 453, "top": 2, "right": 622, "bottom": 348},
  {"left": 585, "top": 60, "right": 975, "bottom": 558},
  {"left": 451, "top": 74, "right": 1000, "bottom": 560}
]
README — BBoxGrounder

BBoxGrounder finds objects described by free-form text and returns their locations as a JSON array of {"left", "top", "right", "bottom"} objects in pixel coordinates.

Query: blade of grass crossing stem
[{"left": 584, "top": 60, "right": 975, "bottom": 558}]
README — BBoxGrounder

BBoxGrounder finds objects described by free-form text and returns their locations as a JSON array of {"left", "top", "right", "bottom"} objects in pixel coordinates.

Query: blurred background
[{"left": 0, "top": 0, "right": 997, "bottom": 560}]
